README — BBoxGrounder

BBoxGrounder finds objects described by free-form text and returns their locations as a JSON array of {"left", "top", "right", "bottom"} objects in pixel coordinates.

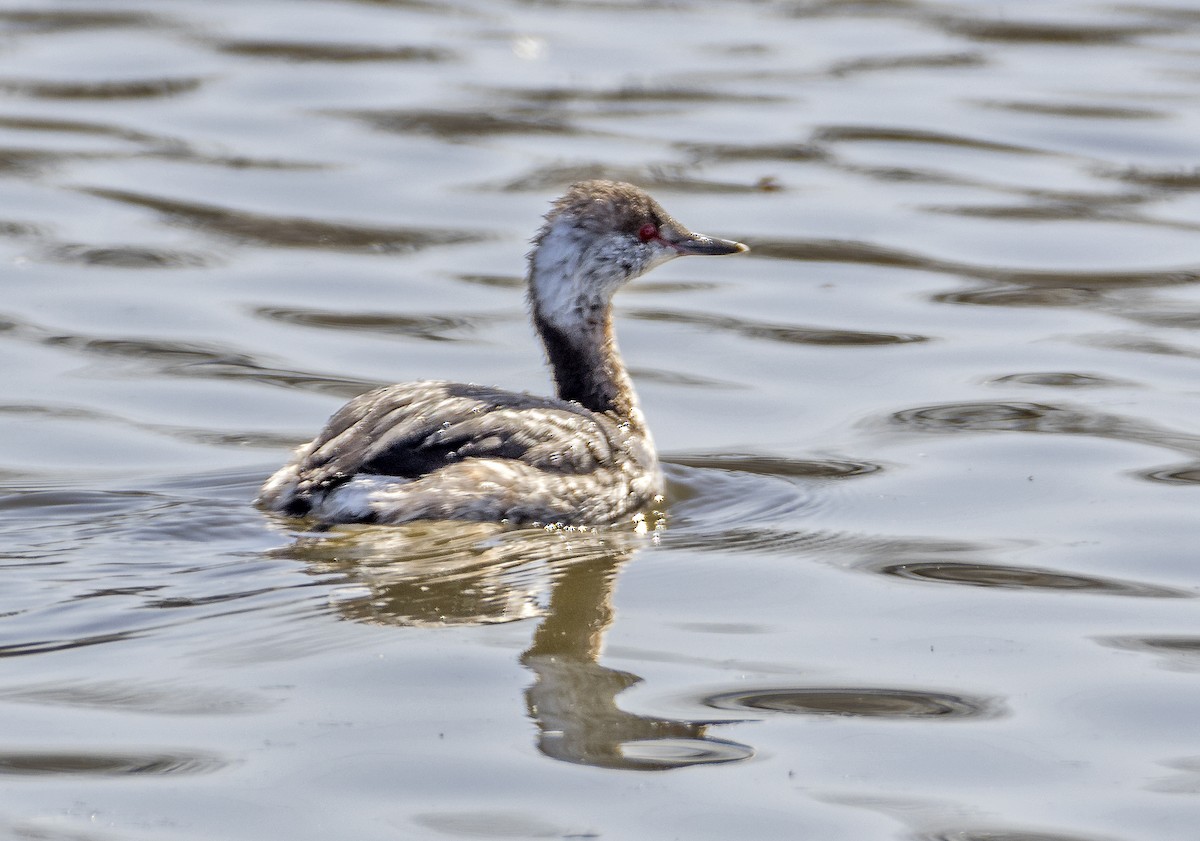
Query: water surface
[{"left": 3, "top": 1, "right": 1200, "bottom": 839}]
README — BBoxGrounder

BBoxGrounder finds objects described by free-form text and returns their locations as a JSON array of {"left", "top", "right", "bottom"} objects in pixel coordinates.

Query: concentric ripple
[
  {"left": 705, "top": 687, "right": 1001, "bottom": 720},
  {"left": 616, "top": 737, "right": 754, "bottom": 769}
]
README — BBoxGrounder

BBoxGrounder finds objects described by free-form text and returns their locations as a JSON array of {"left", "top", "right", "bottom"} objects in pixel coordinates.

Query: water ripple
[
  {"left": 36, "top": 331, "right": 384, "bottom": 397},
  {"left": 828, "top": 51, "right": 986, "bottom": 78},
  {"left": 0, "top": 9, "right": 166, "bottom": 32},
  {"left": 862, "top": 559, "right": 1190, "bottom": 599},
  {"left": 0, "top": 113, "right": 157, "bottom": 142},
  {"left": 1138, "top": 462, "right": 1200, "bottom": 485},
  {"left": 495, "top": 164, "right": 766, "bottom": 194},
  {"left": 666, "top": 453, "right": 882, "bottom": 480},
  {"left": 922, "top": 201, "right": 1133, "bottom": 223},
  {"left": 0, "top": 114, "right": 322, "bottom": 172},
  {"left": 677, "top": 140, "right": 827, "bottom": 163},
  {"left": 1146, "top": 756, "right": 1200, "bottom": 794},
  {"left": 815, "top": 124, "right": 1042, "bottom": 154},
  {"left": 629, "top": 308, "right": 927, "bottom": 346},
  {"left": 214, "top": 40, "right": 455, "bottom": 63},
  {"left": 935, "top": 16, "right": 1166, "bottom": 44},
  {"left": 0, "top": 629, "right": 146, "bottom": 659},
  {"left": 0, "top": 679, "right": 270, "bottom": 715},
  {"left": 661, "top": 462, "right": 813, "bottom": 534},
  {"left": 0, "top": 147, "right": 110, "bottom": 176},
  {"left": 616, "top": 736, "right": 753, "bottom": 768},
  {"left": 748, "top": 236, "right": 1200, "bottom": 291},
  {"left": 1080, "top": 332, "right": 1200, "bottom": 361},
  {"left": 887, "top": 400, "right": 1200, "bottom": 457},
  {"left": 42, "top": 243, "right": 214, "bottom": 269},
  {"left": 935, "top": 286, "right": 1102, "bottom": 308},
  {"left": 987, "top": 372, "right": 1132, "bottom": 389},
  {"left": 0, "top": 77, "right": 204, "bottom": 100},
  {"left": 0, "top": 750, "right": 225, "bottom": 777},
  {"left": 1099, "top": 635, "right": 1200, "bottom": 672},
  {"left": 705, "top": 686, "right": 1002, "bottom": 720},
  {"left": 82, "top": 187, "right": 483, "bottom": 252},
  {"left": 254, "top": 306, "right": 484, "bottom": 342},
  {"left": 338, "top": 107, "right": 582, "bottom": 140},
  {"left": 918, "top": 829, "right": 1112, "bottom": 841},
  {"left": 982, "top": 99, "right": 1165, "bottom": 120},
  {"left": 1108, "top": 166, "right": 1200, "bottom": 192}
]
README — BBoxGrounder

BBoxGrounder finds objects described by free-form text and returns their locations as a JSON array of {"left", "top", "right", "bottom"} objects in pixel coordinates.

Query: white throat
[{"left": 529, "top": 217, "right": 677, "bottom": 331}]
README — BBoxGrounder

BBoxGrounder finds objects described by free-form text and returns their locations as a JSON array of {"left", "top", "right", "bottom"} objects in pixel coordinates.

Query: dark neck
[{"left": 534, "top": 308, "right": 644, "bottom": 430}]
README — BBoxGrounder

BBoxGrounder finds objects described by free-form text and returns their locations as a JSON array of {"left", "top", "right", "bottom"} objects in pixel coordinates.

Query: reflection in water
[
  {"left": 277, "top": 523, "right": 754, "bottom": 769},
  {"left": 275, "top": 522, "right": 573, "bottom": 626},
  {"left": 523, "top": 556, "right": 753, "bottom": 770}
]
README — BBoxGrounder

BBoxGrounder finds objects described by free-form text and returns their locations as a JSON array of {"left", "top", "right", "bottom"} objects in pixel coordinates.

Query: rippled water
[{"left": 4, "top": 1, "right": 1200, "bottom": 838}]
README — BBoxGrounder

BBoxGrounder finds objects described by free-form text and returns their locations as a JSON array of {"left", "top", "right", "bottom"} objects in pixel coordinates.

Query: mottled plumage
[{"left": 257, "top": 181, "right": 746, "bottom": 526}]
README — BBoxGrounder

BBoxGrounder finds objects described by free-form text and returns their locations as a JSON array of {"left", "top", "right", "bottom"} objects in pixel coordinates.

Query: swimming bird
[{"left": 257, "top": 180, "right": 747, "bottom": 526}]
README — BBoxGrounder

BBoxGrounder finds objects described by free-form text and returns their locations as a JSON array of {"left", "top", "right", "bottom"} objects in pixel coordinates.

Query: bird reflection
[
  {"left": 521, "top": 555, "right": 752, "bottom": 769},
  {"left": 272, "top": 521, "right": 752, "bottom": 770}
]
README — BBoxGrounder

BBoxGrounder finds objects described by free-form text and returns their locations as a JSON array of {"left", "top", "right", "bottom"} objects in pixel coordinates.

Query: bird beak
[{"left": 662, "top": 227, "right": 749, "bottom": 256}]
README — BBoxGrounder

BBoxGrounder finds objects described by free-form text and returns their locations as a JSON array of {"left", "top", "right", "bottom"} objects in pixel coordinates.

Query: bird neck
[{"left": 533, "top": 307, "right": 646, "bottom": 432}]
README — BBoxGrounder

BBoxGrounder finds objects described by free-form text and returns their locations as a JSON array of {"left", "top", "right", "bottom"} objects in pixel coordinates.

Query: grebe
[{"left": 257, "top": 180, "right": 747, "bottom": 526}]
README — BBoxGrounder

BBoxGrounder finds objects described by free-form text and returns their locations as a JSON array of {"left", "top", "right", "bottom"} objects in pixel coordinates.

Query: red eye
[{"left": 637, "top": 222, "right": 658, "bottom": 243}]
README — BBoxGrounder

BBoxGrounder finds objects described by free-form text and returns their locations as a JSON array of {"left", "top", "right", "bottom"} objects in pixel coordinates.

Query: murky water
[{"left": 3, "top": 0, "right": 1200, "bottom": 838}]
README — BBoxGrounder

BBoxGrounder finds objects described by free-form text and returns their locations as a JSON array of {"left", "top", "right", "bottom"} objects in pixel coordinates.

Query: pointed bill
[{"left": 662, "top": 226, "right": 748, "bottom": 256}]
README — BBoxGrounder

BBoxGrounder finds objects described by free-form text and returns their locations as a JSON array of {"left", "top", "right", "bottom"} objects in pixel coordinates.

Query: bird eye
[{"left": 637, "top": 222, "right": 659, "bottom": 243}]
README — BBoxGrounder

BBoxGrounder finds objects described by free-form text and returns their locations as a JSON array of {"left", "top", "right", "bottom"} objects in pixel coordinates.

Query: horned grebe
[{"left": 257, "top": 180, "right": 747, "bottom": 526}]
